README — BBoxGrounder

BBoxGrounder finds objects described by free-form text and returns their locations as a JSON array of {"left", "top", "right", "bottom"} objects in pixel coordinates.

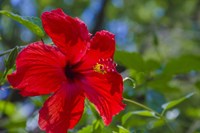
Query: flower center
[
  {"left": 65, "top": 65, "right": 76, "bottom": 79},
  {"left": 93, "top": 58, "right": 117, "bottom": 74}
]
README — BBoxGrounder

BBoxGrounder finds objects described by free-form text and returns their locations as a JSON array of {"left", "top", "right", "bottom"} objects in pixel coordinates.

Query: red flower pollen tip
[{"left": 7, "top": 8, "right": 125, "bottom": 133}]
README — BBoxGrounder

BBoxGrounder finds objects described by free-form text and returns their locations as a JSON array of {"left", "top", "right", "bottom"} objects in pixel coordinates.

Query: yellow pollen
[{"left": 93, "top": 63, "right": 106, "bottom": 74}]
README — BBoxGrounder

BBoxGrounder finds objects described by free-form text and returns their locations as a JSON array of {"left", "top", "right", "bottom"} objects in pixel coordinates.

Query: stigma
[{"left": 93, "top": 58, "right": 117, "bottom": 74}]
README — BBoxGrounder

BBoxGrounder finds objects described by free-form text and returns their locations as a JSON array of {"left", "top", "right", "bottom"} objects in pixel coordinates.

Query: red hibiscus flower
[{"left": 7, "top": 8, "right": 125, "bottom": 133}]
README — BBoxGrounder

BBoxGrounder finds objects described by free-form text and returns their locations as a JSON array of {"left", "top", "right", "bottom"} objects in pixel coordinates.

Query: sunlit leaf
[
  {"left": 78, "top": 125, "right": 93, "bottom": 133},
  {"left": 0, "top": 101, "right": 16, "bottom": 116},
  {"left": 93, "top": 120, "right": 104, "bottom": 132},
  {"left": 161, "top": 92, "right": 195, "bottom": 114},
  {"left": 122, "top": 110, "right": 159, "bottom": 125},
  {"left": 4, "top": 120, "right": 26, "bottom": 129},
  {"left": 148, "top": 119, "right": 165, "bottom": 129},
  {"left": 0, "top": 10, "right": 44, "bottom": 37},
  {"left": 122, "top": 112, "right": 133, "bottom": 125},
  {"left": 8, "top": 128, "right": 26, "bottom": 133},
  {"left": 117, "top": 125, "right": 130, "bottom": 133},
  {"left": 185, "top": 107, "right": 200, "bottom": 118},
  {"left": 23, "top": 16, "right": 43, "bottom": 30},
  {"left": 132, "top": 110, "right": 159, "bottom": 118}
]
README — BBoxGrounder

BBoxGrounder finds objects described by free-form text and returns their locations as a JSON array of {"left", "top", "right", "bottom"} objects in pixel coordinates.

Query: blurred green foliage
[{"left": 0, "top": 0, "right": 200, "bottom": 133}]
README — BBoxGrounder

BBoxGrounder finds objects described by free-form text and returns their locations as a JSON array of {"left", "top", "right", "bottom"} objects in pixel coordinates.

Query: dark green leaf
[
  {"left": 114, "top": 51, "right": 145, "bottom": 72},
  {"left": 147, "top": 75, "right": 180, "bottom": 93},
  {"left": 153, "top": 32, "right": 159, "bottom": 47},
  {"left": 5, "top": 47, "right": 18, "bottom": 70},
  {"left": 163, "top": 55, "right": 200, "bottom": 76},
  {"left": 0, "top": 10, "right": 44, "bottom": 37},
  {"left": 145, "top": 59, "right": 160, "bottom": 72},
  {"left": 195, "top": 81, "right": 200, "bottom": 91},
  {"left": 0, "top": 47, "right": 18, "bottom": 84}
]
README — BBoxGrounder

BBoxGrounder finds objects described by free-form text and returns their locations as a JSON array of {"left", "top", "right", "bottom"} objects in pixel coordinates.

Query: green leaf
[
  {"left": 0, "top": 10, "right": 44, "bottom": 37},
  {"left": 122, "top": 112, "right": 133, "bottom": 125},
  {"left": 78, "top": 125, "right": 93, "bottom": 133},
  {"left": 0, "top": 47, "right": 18, "bottom": 84},
  {"left": 4, "top": 120, "right": 26, "bottom": 129},
  {"left": 153, "top": 32, "right": 159, "bottom": 47},
  {"left": 0, "top": 101, "right": 16, "bottom": 116},
  {"left": 163, "top": 55, "right": 200, "bottom": 76},
  {"left": 117, "top": 125, "right": 130, "bottom": 133},
  {"left": 147, "top": 74, "right": 180, "bottom": 93},
  {"left": 132, "top": 110, "right": 160, "bottom": 118},
  {"left": 161, "top": 92, "right": 195, "bottom": 114},
  {"left": 122, "top": 110, "right": 159, "bottom": 125},
  {"left": 114, "top": 51, "right": 145, "bottom": 72},
  {"left": 93, "top": 120, "right": 103, "bottom": 130},
  {"left": 195, "top": 81, "right": 200, "bottom": 91},
  {"left": 23, "top": 16, "right": 43, "bottom": 30},
  {"left": 185, "top": 107, "right": 200, "bottom": 118},
  {"left": 145, "top": 59, "right": 160, "bottom": 72},
  {"left": 5, "top": 47, "right": 18, "bottom": 70}
]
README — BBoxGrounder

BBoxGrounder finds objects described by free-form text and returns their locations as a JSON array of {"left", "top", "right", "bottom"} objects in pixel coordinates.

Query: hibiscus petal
[
  {"left": 90, "top": 30, "right": 115, "bottom": 59},
  {"left": 41, "top": 8, "right": 90, "bottom": 64},
  {"left": 7, "top": 42, "right": 66, "bottom": 96},
  {"left": 75, "top": 30, "right": 116, "bottom": 72},
  {"left": 39, "top": 81, "right": 85, "bottom": 133},
  {"left": 82, "top": 72, "right": 125, "bottom": 125}
]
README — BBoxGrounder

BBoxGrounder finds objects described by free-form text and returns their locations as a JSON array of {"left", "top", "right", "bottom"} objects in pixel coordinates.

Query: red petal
[
  {"left": 90, "top": 30, "right": 115, "bottom": 59},
  {"left": 41, "top": 8, "right": 90, "bottom": 64},
  {"left": 7, "top": 42, "right": 66, "bottom": 96},
  {"left": 75, "top": 30, "right": 116, "bottom": 72},
  {"left": 82, "top": 72, "right": 125, "bottom": 125},
  {"left": 39, "top": 81, "right": 85, "bottom": 133}
]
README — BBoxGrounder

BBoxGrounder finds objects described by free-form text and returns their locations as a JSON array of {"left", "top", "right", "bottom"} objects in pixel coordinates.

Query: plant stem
[
  {"left": 123, "top": 98, "right": 154, "bottom": 112},
  {"left": 0, "top": 46, "right": 25, "bottom": 56},
  {"left": 123, "top": 98, "right": 175, "bottom": 133},
  {"left": 0, "top": 48, "right": 14, "bottom": 56},
  {"left": 123, "top": 77, "right": 136, "bottom": 88},
  {"left": 161, "top": 117, "right": 175, "bottom": 133}
]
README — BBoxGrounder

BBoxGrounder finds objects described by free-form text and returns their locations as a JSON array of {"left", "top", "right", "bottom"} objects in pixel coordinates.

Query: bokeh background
[{"left": 0, "top": 0, "right": 200, "bottom": 133}]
